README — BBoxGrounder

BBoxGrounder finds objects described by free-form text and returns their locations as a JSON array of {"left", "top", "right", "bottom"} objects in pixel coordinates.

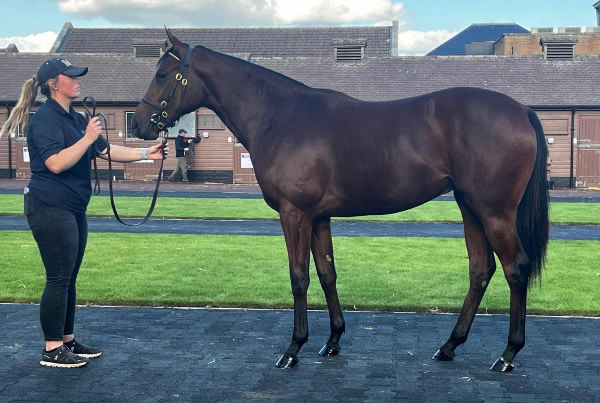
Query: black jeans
[{"left": 24, "top": 192, "right": 88, "bottom": 341}]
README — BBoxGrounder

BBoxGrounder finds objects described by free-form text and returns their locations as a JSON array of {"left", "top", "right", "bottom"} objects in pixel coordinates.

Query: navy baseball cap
[
  {"left": 178, "top": 129, "right": 188, "bottom": 134},
  {"left": 36, "top": 58, "right": 88, "bottom": 85}
]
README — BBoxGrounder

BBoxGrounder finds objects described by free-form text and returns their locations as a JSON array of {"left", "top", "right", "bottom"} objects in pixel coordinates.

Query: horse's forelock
[{"left": 156, "top": 47, "right": 177, "bottom": 67}]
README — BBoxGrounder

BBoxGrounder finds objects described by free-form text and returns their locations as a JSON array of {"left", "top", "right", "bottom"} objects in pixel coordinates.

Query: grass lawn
[
  {"left": 1, "top": 231, "right": 598, "bottom": 316},
  {"left": 0, "top": 194, "right": 598, "bottom": 224}
]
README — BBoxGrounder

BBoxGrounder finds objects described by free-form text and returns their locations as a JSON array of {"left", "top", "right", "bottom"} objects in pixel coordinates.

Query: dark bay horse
[{"left": 133, "top": 30, "right": 549, "bottom": 372}]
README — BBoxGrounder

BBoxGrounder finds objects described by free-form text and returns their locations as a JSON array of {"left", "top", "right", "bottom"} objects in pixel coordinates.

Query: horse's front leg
[
  {"left": 311, "top": 217, "right": 345, "bottom": 357},
  {"left": 275, "top": 205, "right": 313, "bottom": 368}
]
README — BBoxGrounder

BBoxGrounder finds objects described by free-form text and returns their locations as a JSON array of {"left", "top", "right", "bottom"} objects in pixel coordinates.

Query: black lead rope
[{"left": 83, "top": 96, "right": 167, "bottom": 226}]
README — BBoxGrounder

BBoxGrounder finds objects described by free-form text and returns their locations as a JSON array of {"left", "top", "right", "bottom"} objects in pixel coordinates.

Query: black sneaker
[
  {"left": 40, "top": 345, "right": 88, "bottom": 368},
  {"left": 65, "top": 339, "right": 103, "bottom": 358}
]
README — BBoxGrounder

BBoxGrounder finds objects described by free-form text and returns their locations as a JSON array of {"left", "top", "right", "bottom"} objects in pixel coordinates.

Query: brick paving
[{"left": 1, "top": 304, "right": 599, "bottom": 402}]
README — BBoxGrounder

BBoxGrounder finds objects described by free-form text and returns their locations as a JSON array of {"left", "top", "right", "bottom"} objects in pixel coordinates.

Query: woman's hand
[
  {"left": 84, "top": 116, "right": 102, "bottom": 143},
  {"left": 146, "top": 142, "right": 168, "bottom": 160}
]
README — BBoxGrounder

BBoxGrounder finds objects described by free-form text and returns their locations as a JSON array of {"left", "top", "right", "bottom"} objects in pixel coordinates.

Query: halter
[{"left": 141, "top": 44, "right": 194, "bottom": 137}]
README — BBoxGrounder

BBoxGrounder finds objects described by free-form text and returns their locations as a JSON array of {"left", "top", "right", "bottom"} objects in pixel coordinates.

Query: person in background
[
  {"left": 0, "top": 57, "right": 167, "bottom": 368},
  {"left": 168, "top": 128, "right": 200, "bottom": 182}
]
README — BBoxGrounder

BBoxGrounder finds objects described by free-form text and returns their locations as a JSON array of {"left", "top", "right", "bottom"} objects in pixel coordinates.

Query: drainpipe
[
  {"left": 6, "top": 106, "right": 12, "bottom": 179},
  {"left": 570, "top": 108, "right": 575, "bottom": 188}
]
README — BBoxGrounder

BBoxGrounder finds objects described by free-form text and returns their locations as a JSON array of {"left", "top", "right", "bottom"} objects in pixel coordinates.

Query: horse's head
[{"left": 133, "top": 29, "right": 195, "bottom": 140}]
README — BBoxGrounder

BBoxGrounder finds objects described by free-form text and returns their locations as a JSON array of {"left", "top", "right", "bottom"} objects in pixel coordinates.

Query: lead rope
[{"left": 84, "top": 96, "right": 167, "bottom": 226}]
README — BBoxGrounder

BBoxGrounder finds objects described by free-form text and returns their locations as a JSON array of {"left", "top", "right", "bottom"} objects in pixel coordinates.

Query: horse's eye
[{"left": 156, "top": 71, "right": 168, "bottom": 81}]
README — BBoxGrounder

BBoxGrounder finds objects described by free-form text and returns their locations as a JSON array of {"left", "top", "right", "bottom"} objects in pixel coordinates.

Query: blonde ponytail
[{"left": 0, "top": 77, "right": 38, "bottom": 138}]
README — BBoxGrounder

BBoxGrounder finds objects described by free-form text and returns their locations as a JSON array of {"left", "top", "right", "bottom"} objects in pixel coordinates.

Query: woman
[{"left": 0, "top": 57, "right": 167, "bottom": 368}]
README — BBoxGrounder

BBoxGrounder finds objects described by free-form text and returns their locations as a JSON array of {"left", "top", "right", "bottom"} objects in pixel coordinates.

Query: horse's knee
[
  {"left": 290, "top": 271, "right": 310, "bottom": 296},
  {"left": 469, "top": 262, "right": 496, "bottom": 291}
]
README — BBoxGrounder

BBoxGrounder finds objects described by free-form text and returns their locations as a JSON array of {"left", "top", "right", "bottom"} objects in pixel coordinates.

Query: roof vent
[
  {"left": 541, "top": 39, "right": 577, "bottom": 60},
  {"left": 132, "top": 38, "right": 165, "bottom": 58},
  {"left": 133, "top": 45, "right": 162, "bottom": 58},
  {"left": 333, "top": 39, "right": 366, "bottom": 62},
  {"left": 335, "top": 46, "right": 365, "bottom": 61},
  {"left": 531, "top": 27, "right": 554, "bottom": 34}
]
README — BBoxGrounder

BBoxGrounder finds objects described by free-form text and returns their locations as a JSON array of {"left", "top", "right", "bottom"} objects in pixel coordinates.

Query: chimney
[{"left": 391, "top": 20, "right": 399, "bottom": 56}]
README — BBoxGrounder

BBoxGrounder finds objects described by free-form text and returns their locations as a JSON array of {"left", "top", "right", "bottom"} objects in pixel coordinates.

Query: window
[
  {"left": 125, "top": 111, "right": 136, "bottom": 139},
  {"left": 197, "top": 113, "right": 224, "bottom": 129},
  {"left": 15, "top": 112, "right": 34, "bottom": 141}
]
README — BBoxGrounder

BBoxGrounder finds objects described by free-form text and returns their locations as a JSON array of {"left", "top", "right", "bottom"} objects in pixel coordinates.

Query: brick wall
[{"left": 495, "top": 33, "right": 600, "bottom": 55}]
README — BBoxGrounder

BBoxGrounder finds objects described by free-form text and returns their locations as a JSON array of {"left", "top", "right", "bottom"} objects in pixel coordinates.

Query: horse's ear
[{"left": 165, "top": 27, "right": 185, "bottom": 52}]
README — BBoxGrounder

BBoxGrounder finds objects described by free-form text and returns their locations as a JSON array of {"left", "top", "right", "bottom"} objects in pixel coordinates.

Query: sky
[{"left": 1, "top": 0, "right": 598, "bottom": 55}]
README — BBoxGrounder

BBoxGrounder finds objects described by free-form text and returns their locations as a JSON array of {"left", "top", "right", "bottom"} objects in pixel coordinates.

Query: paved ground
[
  {"left": 2, "top": 179, "right": 599, "bottom": 402},
  {"left": 1, "top": 304, "right": 599, "bottom": 402}
]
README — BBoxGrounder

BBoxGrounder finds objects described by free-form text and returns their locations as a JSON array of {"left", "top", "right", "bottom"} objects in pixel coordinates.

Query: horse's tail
[{"left": 517, "top": 109, "right": 550, "bottom": 286}]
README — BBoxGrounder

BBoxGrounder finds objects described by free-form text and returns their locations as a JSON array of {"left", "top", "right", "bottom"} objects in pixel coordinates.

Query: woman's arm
[
  {"left": 45, "top": 116, "right": 102, "bottom": 174},
  {"left": 97, "top": 142, "right": 167, "bottom": 163}
]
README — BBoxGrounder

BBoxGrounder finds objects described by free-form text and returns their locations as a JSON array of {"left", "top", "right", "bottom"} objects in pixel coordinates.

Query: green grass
[
  {"left": 0, "top": 194, "right": 598, "bottom": 224},
  {"left": 1, "top": 231, "right": 598, "bottom": 315}
]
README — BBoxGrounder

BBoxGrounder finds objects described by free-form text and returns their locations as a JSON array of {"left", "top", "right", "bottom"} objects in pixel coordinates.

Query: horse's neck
[{"left": 192, "top": 47, "right": 305, "bottom": 150}]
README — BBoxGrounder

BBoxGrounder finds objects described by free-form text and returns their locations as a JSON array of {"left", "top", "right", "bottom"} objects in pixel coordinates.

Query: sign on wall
[{"left": 240, "top": 152, "right": 253, "bottom": 169}]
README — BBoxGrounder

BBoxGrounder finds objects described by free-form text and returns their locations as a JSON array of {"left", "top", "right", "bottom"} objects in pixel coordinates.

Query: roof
[
  {"left": 427, "top": 23, "right": 530, "bottom": 56},
  {"left": 1, "top": 52, "right": 599, "bottom": 107},
  {"left": 0, "top": 53, "right": 156, "bottom": 104},
  {"left": 53, "top": 24, "right": 393, "bottom": 58}
]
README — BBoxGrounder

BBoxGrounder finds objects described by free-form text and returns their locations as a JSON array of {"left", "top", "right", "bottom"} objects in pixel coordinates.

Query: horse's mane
[{"left": 163, "top": 44, "right": 310, "bottom": 91}]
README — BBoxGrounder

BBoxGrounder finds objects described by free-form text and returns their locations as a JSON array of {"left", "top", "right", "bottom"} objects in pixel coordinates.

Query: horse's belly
[{"left": 318, "top": 172, "right": 452, "bottom": 217}]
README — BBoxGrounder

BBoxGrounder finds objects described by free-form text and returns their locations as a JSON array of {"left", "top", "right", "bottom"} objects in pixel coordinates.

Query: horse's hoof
[
  {"left": 275, "top": 354, "right": 298, "bottom": 369},
  {"left": 318, "top": 343, "right": 340, "bottom": 357},
  {"left": 432, "top": 349, "right": 454, "bottom": 361},
  {"left": 490, "top": 357, "right": 514, "bottom": 372}
]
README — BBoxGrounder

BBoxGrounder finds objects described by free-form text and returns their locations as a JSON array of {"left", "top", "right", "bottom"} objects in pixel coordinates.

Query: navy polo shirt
[{"left": 27, "top": 97, "right": 108, "bottom": 213}]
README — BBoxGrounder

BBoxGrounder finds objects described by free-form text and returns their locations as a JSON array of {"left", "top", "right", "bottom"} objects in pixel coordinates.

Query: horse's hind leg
[
  {"left": 311, "top": 217, "right": 345, "bottom": 357},
  {"left": 433, "top": 196, "right": 496, "bottom": 361},
  {"left": 481, "top": 214, "right": 531, "bottom": 372},
  {"left": 275, "top": 204, "right": 313, "bottom": 369}
]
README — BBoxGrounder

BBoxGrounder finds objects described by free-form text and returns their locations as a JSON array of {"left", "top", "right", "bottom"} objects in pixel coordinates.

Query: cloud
[
  {"left": 0, "top": 2, "right": 453, "bottom": 56},
  {"left": 54, "top": 0, "right": 406, "bottom": 26},
  {"left": 397, "top": 29, "right": 456, "bottom": 56},
  {"left": 0, "top": 32, "right": 58, "bottom": 53}
]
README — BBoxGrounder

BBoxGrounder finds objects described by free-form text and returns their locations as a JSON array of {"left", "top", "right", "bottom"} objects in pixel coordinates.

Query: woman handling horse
[{"left": 0, "top": 57, "right": 167, "bottom": 368}]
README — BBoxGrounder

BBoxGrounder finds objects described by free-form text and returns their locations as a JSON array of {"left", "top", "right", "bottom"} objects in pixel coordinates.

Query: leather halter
[{"left": 141, "top": 44, "right": 194, "bottom": 137}]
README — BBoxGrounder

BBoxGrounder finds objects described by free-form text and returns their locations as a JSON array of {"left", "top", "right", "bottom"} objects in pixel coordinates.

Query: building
[
  {"left": 427, "top": 23, "right": 529, "bottom": 56},
  {"left": 1, "top": 22, "right": 600, "bottom": 187}
]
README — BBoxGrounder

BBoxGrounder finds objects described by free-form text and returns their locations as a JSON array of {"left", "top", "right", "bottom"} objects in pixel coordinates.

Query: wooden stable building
[{"left": 1, "top": 23, "right": 599, "bottom": 187}]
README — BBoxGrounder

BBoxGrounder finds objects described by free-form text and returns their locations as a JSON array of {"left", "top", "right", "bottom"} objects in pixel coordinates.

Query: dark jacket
[{"left": 174, "top": 134, "right": 201, "bottom": 157}]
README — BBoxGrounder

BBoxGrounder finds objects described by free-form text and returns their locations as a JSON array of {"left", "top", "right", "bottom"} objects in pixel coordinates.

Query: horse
[{"left": 133, "top": 30, "right": 549, "bottom": 372}]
